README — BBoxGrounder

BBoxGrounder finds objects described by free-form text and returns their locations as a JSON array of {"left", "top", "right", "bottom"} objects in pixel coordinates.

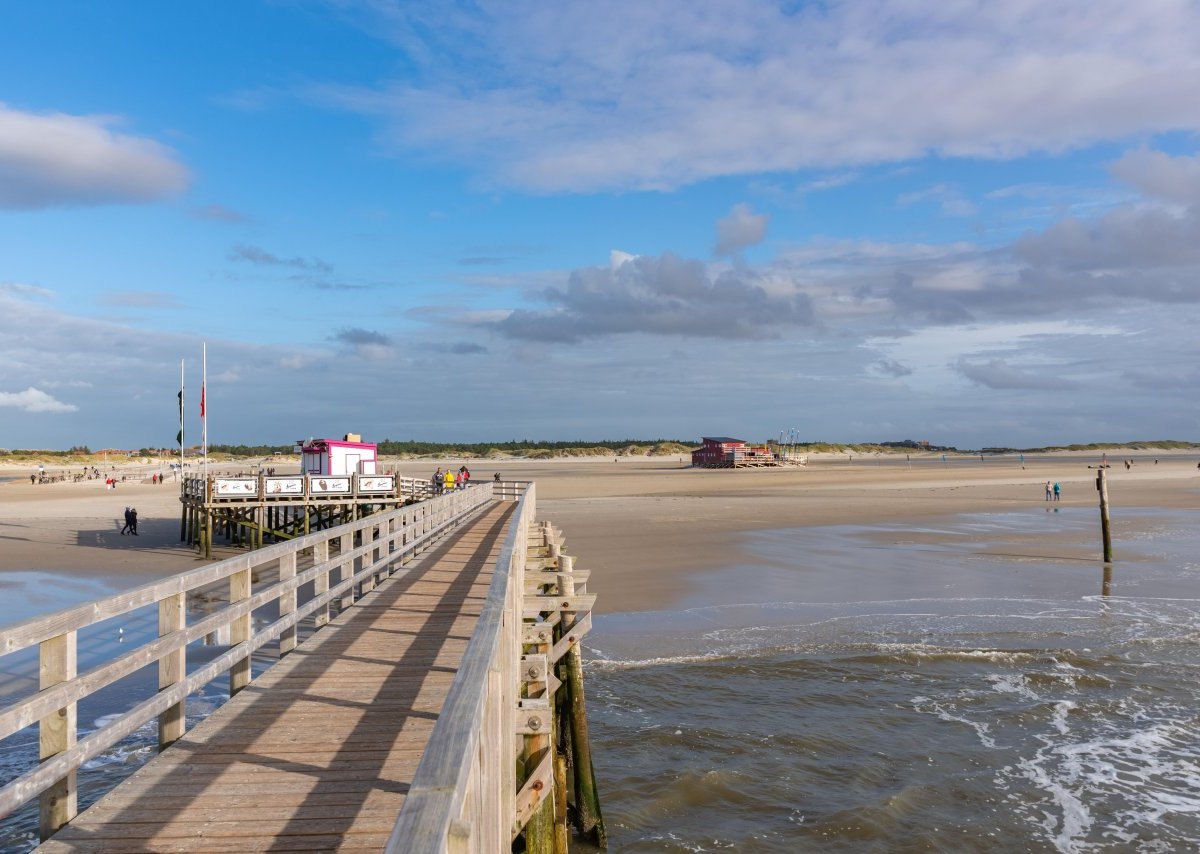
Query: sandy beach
[
  {"left": 3, "top": 452, "right": 1200, "bottom": 851},
  {"left": 2, "top": 451, "right": 1197, "bottom": 616}
]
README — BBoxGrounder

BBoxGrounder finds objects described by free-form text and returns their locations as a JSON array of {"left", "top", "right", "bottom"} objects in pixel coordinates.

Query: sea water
[
  {"left": 2, "top": 509, "right": 1197, "bottom": 852},
  {"left": 584, "top": 508, "right": 1200, "bottom": 852},
  {"left": 0, "top": 574, "right": 275, "bottom": 852}
]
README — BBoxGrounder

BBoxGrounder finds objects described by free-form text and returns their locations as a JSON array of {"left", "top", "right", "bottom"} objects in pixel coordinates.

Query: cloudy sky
[{"left": 2, "top": 0, "right": 1199, "bottom": 450}]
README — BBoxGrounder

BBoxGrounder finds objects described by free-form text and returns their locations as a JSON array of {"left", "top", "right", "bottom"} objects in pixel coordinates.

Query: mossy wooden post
[
  {"left": 1097, "top": 468, "right": 1113, "bottom": 563},
  {"left": 551, "top": 548, "right": 571, "bottom": 854},
  {"left": 525, "top": 627, "right": 555, "bottom": 854},
  {"left": 560, "top": 554, "right": 606, "bottom": 845},
  {"left": 38, "top": 631, "right": 77, "bottom": 840}
]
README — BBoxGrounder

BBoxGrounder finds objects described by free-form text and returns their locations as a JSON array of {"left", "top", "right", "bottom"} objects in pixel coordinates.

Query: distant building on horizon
[
  {"left": 880, "top": 439, "right": 931, "bottom": 450},
  {"left": 691, "top": 437, "right": 776, "bottom": 468}
]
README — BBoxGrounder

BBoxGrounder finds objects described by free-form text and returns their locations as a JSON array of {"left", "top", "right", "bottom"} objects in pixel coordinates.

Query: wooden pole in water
[
  {"left": 559, "top": 554, "right": 606, "bottom": 846},
  {"left": 525, "top": 624, "right": 555, "bottom": 854},
  {"left": 1097, "top": 467, "right": 1113, "bottom": 563}
]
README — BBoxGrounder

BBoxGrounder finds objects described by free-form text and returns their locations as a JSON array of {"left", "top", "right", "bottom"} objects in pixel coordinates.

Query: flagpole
[
  {"left": 202, "top": 343, "right": 208, "bottom": 483},
  {"left": 179, "top": 358, "right": 185, "bottom": 490}
]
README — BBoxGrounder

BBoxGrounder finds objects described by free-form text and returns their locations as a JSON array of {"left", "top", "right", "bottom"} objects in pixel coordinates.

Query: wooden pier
[
  {"left": 179, "top": 472, "right": 437, "bottom": 559},
  {"left": 0, "top": 481, "right": 604, "bottom": 851}
]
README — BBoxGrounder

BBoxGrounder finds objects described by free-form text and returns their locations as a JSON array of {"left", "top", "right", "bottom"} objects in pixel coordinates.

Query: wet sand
[{"left": 2, "top": 452, "right": 1197, "bottom": 617}]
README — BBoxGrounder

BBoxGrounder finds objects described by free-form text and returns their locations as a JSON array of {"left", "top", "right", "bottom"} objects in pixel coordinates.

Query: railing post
[
  {"left": 39, "top": 631, "right": 77, "bottom": 840},
  {"left": 279, "top": 551, "right": 297, "bottom": 656},
  {"left": 387, "top": 517, "right": 397, "bottom": 573},
  {"left": 313, "top": 539, "right": 330, "bottom": 628},
  {"left": 230, "top": 567, "right": 252, "bottom": 695},
  {"left": 158, "top": 593, "right": 186, "bottom": 750},
  {"left": 339, "top": 534, "right": 356, "bottom": 610},
  {"left": 362, "top": 524, "right": 376, "bottom": 596}
]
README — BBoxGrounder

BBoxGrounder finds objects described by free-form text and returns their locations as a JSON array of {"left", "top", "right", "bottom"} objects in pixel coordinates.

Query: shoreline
[{"left": 1, "top": 454, "right": 1197, "bottom": 619}]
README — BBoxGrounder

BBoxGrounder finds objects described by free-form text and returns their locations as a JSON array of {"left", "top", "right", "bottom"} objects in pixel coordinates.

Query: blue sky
[{"left": 2, "top": 1, "right": 1199, "bottom": 449}]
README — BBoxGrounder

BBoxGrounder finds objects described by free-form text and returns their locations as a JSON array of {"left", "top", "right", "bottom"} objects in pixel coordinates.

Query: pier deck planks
[{"left": 40, "top": 502, "right": 514, "bottom": 853}]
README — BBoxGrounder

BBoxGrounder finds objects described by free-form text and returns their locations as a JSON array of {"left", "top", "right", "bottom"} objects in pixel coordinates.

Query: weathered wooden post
[
  {"left": 203, "top": 477, "right": 213, "bottom": 559},
  {"left": 313, "top": 539, "right": 330, "bottom": 629},
  {"left": 278, "top": 551, "right": 297, "bottom": 656},
  {"left": 338, "top": 534, "right": 356, "bottom": 611},
  {"left": 158, "top": 593, "right": 186, "bottom": 749},
  {"left": 559, "top": 555, "right": 606, "bottom": 845},
  {"left": 1097, "top": 468, "right": 1113, "bottom": 563},
  {"left": 39, "top": 631, "right": 77, "bottom": 840},
  {"left": 230, "top": 566, "right": 252, "bottom": 695},
  {"left": 523, "top": 627, "right": 555, "bottom": 854}
]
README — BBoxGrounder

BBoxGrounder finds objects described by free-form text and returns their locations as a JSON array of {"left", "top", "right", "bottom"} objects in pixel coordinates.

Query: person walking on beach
[
  {"left": 121, "top": 507, "right": 134, "bottom": 535},
  {"left": 1044, "top": 481, "right": 1052, "bottom": 501},
  {"left": 1053, "top": 482, "right": 1061, "bottom": 501},
  {"left": 130, "top": 508, "right": 139, "bottom": 535}
]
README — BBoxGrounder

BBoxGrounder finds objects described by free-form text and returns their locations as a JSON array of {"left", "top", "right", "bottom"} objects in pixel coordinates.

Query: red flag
[{"left": 200, "top": 384, "right": 206, "bottom": 418}]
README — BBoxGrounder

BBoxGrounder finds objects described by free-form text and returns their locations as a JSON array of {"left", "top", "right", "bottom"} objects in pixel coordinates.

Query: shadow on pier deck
[{"left": 40, "top": 504, "right": 512, "bottom": 852}]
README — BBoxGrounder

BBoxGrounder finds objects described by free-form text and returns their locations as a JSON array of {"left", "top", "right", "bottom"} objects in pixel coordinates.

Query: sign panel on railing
[
  {"left": 265, "top": 477, "right": 304, "bottom": 496},
  {"left": 214, "top": 479, "right": 258, "bottom": 497},
  {"left": 309, "top": 477, "right": 351, "bottom": 494},
  {"left": 358, "top": 475, "right": 395, "bottom": 493}
]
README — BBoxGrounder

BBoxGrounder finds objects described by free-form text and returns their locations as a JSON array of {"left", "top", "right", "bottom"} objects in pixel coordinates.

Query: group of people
[
  {"left": 1044, "top": 481, "right": 1061, "bottom": 501},
  {"left": 120, "top": 507, "right": 140, "bottom": 535},
  {"left": 432, "top": 466, "right": 472, "bottom": 494}
]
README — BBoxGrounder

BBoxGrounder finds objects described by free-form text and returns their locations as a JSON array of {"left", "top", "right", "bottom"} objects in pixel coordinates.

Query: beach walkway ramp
[{"left": 0, "top": 482, "right": 603, "bottom": 852}]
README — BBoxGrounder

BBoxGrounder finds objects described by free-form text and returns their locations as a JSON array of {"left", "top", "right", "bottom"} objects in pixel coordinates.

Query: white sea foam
[
  {"left": 912, "top": 696, "right": 998, "bottom": 749},
  {"left": 1009, "top": 709, "right": 1200, "bottom": 851}
]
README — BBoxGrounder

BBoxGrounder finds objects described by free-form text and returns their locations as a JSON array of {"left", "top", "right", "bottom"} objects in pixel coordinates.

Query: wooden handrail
[
  {"left": 386, "top": 483, "right": 534, "bottom": 853},
  {"left": 0, "top": 483, "right": 494, "bottom": 832}
]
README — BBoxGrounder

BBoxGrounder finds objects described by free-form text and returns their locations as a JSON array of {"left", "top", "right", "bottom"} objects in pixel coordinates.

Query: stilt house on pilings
[
  {"left": 180, "top": 434, "right": 430, "bottom": 558},
  {"left": 691, "top": 436, "right": 781, "bottom": 468}
]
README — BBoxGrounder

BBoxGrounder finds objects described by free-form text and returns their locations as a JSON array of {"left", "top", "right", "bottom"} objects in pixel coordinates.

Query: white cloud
[
  {"left": 323, "top": 1, "right": 1200, "bottom": 192},
  {"left": 0, "top": 102, "right": 189, "bottom": 208},
  {"left": 0, "top": 282, "right": 55, "bottom": 299},
  {"left": 1110, "top": 148, "right": 1200, "bottom": 204},
  {"left": 954, "top": 358, "right": 1076, "bottom": 390},
  {"left": 896, "top": 184, "right": 977, "bottom": 217},
  {"left": 714, "top": 203, "right": 769, "bottom": 256},
  {"left": 0, "top": 387, "right": 78, "bottom": 413}
]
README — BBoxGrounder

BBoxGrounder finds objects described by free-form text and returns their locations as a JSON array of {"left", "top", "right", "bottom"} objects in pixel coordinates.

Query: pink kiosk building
[{"left": 295, "top": 434, "right": 379, "bottom": 476}]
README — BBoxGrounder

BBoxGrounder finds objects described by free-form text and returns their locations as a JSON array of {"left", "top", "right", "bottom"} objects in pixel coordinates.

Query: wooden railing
[
  {"left": 0, "top": 483, "right": 493, "bottom": 840},
  {"left": 387, "top": 481, "right": 604, "bottom": 852},
  {"left": 386, "top": 482, "right": 535, "bottom": 852}
]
